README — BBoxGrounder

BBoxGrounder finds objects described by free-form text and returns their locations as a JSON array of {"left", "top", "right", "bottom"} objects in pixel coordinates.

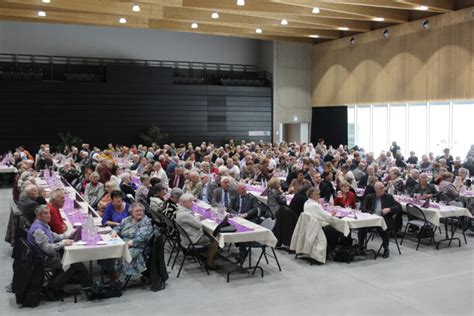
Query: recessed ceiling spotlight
[
  {"left": 191, "top": 22, "right": 199, "bottom": 29},
  {"left": 211, "top": 12, "right": 219, "bottom": 19},
  {"left": 338, "top": 27, "right": 349, "bottom": 31},
  {"left": 237, "top": 0, "right": 245, "bottom": 6},
  {"left": 42, "top": 0, "right": 51, "bottom": 3},
  {"left": 37, "top": 11, "right": 46, "bottom": 17},
  {"left": 349, "top": 37, "right": 355, "bottom": 46},
  {"left": 132, "top": 4, "right": 141, "bottom": 12},
  {"left": 422, "top": 19, "right": 430, "bottom": 29},
  {"left": 119, "top": 17, "right": 127, "bottom": 24},
  {"left": 417, "top": 5, "right": 429, "bottom": 10},
  {"left": 256, "top": 28, "right": 262, "bottom": 33},
  {"left": 383, "top": 29, "right": 390, "bottom": 38},
  {"left": 281, "top": 19, "right": 288, "bottom": 25},
  {"left": 373, "top": 17, "right": 385, "bottom": 22},
  {"left": 309, "top": 35, "right": 319, "bottom": 38},
  {"left": 312, "top": 7, "right": 320, "bottom": 14},
  {"left": 293, "top": 115, "right": 298, "bottom": 122}
]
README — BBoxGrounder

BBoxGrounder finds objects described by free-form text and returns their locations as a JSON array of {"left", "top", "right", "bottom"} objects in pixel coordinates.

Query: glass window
[
  {"left": 389, "top": 105, "right": 406, "bottom": 156},
  {"left": 428, "top": 102, "right": 450, "bottom": 157},
  {"left": 452, "top": 101, "right": 474, "bottom": 159},
  {"left": 408, "top": 103, "right": 427, "bottom": 157},
  {"left": 355, "top": 106, "right": 371, "bottom": 151},
  {"left": 372, "top": 105, "right": 388, "bottom": 155},
  {"left": 347, "top": 107, "right": 355, "bottom": 149}
]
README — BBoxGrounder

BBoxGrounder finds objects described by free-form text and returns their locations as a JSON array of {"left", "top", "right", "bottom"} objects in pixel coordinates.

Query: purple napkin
[
  {"left": 191, "top": 204, "right": 212, "bottom": 219},
  {"left": 228, "top": 219, "right": 254, "bottom": 232}
]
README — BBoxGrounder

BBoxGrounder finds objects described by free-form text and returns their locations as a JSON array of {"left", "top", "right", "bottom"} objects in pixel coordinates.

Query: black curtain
[{"left": 311, "top": 106, "right": 348, "bottom": 147}]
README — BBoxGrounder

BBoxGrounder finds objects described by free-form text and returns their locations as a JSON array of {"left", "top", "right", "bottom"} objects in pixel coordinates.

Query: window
[
  {"left": 348, "top": 101, "right": 471, "bottom": 159},
  {"left": 428, "top": 102, "right": 450, "bottom": 156},
  {"left": 347, "top": 107, "right": 355, "bottom": 148},
  {"left": 355, "top": 106, "right": 370, "bottom": 151},
  {"left": 372, "top": 105, "right": 388, "bottom": 155},
  {"left": 389, "top": 105, "right": 406, "bottom": 156},
  {"left": 452, "top": 101, "right": 474, "bottom": 159}
]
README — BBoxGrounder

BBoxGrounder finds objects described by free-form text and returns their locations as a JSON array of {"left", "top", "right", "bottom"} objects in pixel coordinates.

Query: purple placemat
[
  {"left": 81, "top": 226, "right": 103, "bottom": 246},
  {"left": 192, "top": 204, "right": 212, "bottom": 219},
  {"left": 246, "top": 185, "right": 265, "bottom": 193},
  {"left": 228, "top": 219, "right": 254, "bottom": 232}
]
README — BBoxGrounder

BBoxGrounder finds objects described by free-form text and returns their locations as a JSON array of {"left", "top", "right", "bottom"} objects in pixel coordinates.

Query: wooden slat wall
[
  {"left": 312, "top": 7, "right": 474, "bottom": 106},
  {"left": 0, "top": 71, "right": 272, "bottom": 151}
]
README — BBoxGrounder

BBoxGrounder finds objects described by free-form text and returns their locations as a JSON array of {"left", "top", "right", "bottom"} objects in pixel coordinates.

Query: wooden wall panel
[{"left": 312, "top": 7, "right": 474, "bottom": 106}]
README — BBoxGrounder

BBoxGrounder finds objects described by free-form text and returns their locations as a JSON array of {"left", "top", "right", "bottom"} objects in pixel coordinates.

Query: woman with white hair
[
  {"left": 84, "top": 172, "right": 105, "bottom": 205},
  {"left": 387, "top": 167, "right": 404, "bottom": 195},
  {"left": 175, "top": 193, "right": 219, "bottom": 269}
]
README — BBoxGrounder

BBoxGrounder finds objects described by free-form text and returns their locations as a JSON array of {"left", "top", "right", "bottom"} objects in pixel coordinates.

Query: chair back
[
  {"left": 142, "top": 232, "right": 156, "bottom": 260},
  {"left": 173, "top": 222, "right": 196, "bottom": 251},
  {"left": 126, "top": 194, "right": 135, "bottom": 202},
  {"left": 257, "top": 200, "right": 274, "bottom": 219},
  {"left": 260, "top": 217, "right": 275, "bottom": 231},
  {"left": 406, "top": 203, "right": 429, "bottom": 223}
]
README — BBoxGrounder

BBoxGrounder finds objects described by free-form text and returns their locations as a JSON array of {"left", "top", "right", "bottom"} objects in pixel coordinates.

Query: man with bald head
[
  {"left": 358, "top": 182, "right": 402, "bottom": 258},
  {"left": 229, "top": 184, "right": 259, "bottom": 223}
]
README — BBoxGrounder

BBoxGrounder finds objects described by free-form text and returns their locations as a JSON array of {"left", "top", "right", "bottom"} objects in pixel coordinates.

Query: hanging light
[
  {"left": 256, "top": 28, "right": 262, "bottom": 33},
  {"left": 191, "top": 22, "right": 199, "bottom": 29},
  {"left": 42, "top": 0, "right": 51, "bottom": 3},
  {"left": 119, "top": 17, "right": 127, "bottom": 24},
  {"left": 237, "top": 0, "right": 245, "bottom": 6},
  {"left": 38, "top": 11, "right": 46, "bottom": 17},
  {"left": 132, "top": 4, "right": 141, "bottom": 12},
  {"left": 312, "top": 7, "right": 320, "bottom": 14},
  {"left": 281, "top": 19, "right": 288, "bottom": 25},
  {"left": 211, "top": 12, "right": 219, "bottom": 19}
]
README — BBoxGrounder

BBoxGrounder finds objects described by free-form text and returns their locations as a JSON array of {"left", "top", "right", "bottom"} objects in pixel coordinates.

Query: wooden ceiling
[{"left": 0, "top": 0, "right": 471, "bottom": 42}]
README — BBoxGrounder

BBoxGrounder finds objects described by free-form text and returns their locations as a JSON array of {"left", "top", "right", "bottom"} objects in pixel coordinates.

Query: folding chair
[
  {"left": 174, "top": 223, "right": 210, "bottom": 278},
  {"left": 123, "top": 233, "right": 155, "bottom": 290},
  {"left": 400, "top": 203, "right": 436, "bottom": 250}
]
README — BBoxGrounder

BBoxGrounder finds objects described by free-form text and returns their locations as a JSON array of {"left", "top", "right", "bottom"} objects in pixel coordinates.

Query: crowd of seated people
[{"left": 6, "top": 139, "right": 474, "bottom": 300}]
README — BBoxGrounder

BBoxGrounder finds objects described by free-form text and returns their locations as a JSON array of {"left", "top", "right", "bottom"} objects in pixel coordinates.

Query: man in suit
[
  {"left": 230, "top": 184, "right": 259, "bottom": 223},
  {"left": 358, "top": 182, "right": 402, "bottom": 258},
  {"left": 18, "top": 184, "right": 40, "bottom": 224},
  {"left": 288, "top": 183, "right": 311, "bottom": 218},
  {"left": 211, "top": 177, "right": 238, "bottom": 211},
  {"left": 168, "top": 166, "right": 185, "bottom": 189}
]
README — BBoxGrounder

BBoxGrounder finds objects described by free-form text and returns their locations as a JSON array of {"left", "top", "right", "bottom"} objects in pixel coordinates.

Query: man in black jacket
[
  {"left": 358, "top": 182, "right": 402, "bottom": 258},
  {"left": 288, "top": 183, "right": 311, "bottom": 218},
  {"left": 230, "top": 184, "right": 260, "bottom": 223}
]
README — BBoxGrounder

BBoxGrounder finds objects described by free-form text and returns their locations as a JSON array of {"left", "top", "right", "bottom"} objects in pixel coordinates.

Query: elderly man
[
  {"left": 358, "top": 182, "right": 402, "bottom": 258},
  {"left": 47, "top": 189, "right": 67, "bottom": 234},
  {"left": 35, "top": 151, "right": 53, "bottom": 171},
  {"left": 184, "top": 171, "right": 203, "bottom": 197},
  {"left": 199, "top": 173, "right": 211, "bottom": 203},
  {"left": 18, "top": 184, "right": 40, "bottom": 224},
  {"left": 353, "top": 162, "right": 367, "bottom": 182},
  {"left": 169, "top": 166, "right": 185, "bottom": 189},
  {"left": 226, "top": 158, "right": 240, "bottom": 180},
  {"left": 163, "top": 188, "right": 183, "bottom": 220},
  {"left": 27, "top": 205, "right": 89, "bottom": 293},
  {"left": 151, "top": 162, "right": 169, "bottom": 189},
  {"left": 211, "top": 176, "right": 238, "bottom": 210},
  {"left": 230, "top": 184, "right": 259, "bottom": 222}
]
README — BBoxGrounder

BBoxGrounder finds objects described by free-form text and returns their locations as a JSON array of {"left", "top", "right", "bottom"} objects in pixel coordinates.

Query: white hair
[{"left": 179, "top": 193, "right": 195, "bottom": 204}]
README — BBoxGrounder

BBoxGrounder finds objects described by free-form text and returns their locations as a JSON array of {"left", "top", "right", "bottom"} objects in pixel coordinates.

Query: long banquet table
[{"left": 37, "top": 171, "right": 131, "bottom": 271}]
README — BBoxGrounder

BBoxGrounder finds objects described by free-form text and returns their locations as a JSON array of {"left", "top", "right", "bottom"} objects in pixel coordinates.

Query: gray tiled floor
[{"left": 1, "top": 188, "right": 473, "bottom": 316}]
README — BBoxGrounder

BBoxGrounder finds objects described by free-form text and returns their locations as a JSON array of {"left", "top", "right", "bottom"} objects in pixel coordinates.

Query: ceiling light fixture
[
  {"left": 237, "top": 0, "right": 245, "bottom": 6},
  {"left": 42, "top": 0, "right": 51, "bottom": 3},
  {"left": 338, "top": 27, "right": 349, "bottom": 31},
  {"left": 37, "top": 11, "right": 46, "bottom": 17},
  {"left": 309, "top": 35, "right": 319, "bottom": 38},
  {"left": 280, "top": 19, "right": 288, "bottom": 25},
  {"left": 256, "top": 28, "right": 262, "bottom": 33},
  {"left": 191, "top": 22, "right": 199, "bottom": 29},
  {"left": 211, "top": 12, "right": 219, "bottom": 19},
  {"left": 312, "top": 7, "right": 320, "bottom": 14},
  {"left": 119, "top": 17, "right": 127, "bottom": 24},
  {"left": 417, "top": 5, "right": 429, "bottom": 10},
  {"left": 373, "top": 17, "right": 385, "bottom": 22},
  {"left": 383, "top": 29, "right": 390, "bottom": 38},
  {"left": 132, "top": 4, "right": 141, "bottom": 12}
]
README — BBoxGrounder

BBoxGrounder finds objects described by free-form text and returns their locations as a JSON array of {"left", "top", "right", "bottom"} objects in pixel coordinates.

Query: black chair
[
  {"left": 247, "top": 218, "right": 282, "bottom": 275},
  {"left": 375, "top": 212, "right": 402, "bottom": 258},
  {"left": 174, "top": 223, "right": 210, "bottom": 278},
  {"left": 400, "top": 203, "right": 436, "bottom": 250},
  {"left": 256, "top": 200, "right": 274, "bottom": 221},
  {"left": 152, "top": 210, "right": 180, "bottom": 267},
  {"left": 122, "top": 233, "right": 155, "bottom": 289}
]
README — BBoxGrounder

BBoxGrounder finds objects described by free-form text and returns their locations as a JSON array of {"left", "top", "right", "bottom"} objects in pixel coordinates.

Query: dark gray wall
[{"left": 0, "top": 66, "right": 272, "bottom": 151}]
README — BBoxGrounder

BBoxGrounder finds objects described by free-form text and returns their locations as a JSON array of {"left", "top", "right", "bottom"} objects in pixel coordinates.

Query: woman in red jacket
[{"left": 334, "top": 181, "right": 356, "bottom": 209}]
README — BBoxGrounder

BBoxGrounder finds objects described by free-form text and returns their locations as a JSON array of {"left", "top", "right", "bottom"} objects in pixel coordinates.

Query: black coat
[
  {"left": 319, "top": 180, "right": 335, "bottom": 202},
  {"left": 362, "top": 193, "right": 402, "bottom": 230},
  {"left": 229, "top": 193, "right": 259, "bottom": 222},
  {"left": 288, "top": 191, "right": 308, "bottom": 217}
]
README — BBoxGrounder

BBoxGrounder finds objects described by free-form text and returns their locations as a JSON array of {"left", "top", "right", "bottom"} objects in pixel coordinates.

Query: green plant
[
  {"left": 56, "top": 132, "right": 83, "bottom": 153},
  {"left": 139, "top": 126, "right": 169, "bottom": 146}
]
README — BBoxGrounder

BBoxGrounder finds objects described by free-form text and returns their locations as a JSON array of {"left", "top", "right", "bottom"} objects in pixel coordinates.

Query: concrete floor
[{"left": 1, "top": 188, "right": 473, "bottom": 316}]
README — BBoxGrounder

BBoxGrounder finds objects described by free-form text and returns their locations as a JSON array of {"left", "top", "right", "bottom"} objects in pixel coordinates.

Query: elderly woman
[
  {"left": 135, "top": 174, "right": 150, "bottom": 205},
  {"left": 120, "top": 172, "right": 136, "bottom": 198},
  {"left": 149, "top": 183, "right": 167, "bottom": 215},
  {"left": 387, "top": 167, "right": 404, "bottom": 195},
  {"left": 84, "top": 172, "right": 105, "bottom": 206},
  {"left": 334, "top": 181, "right": 356, "bottom": 209},
  {"left": 102, "top": 190, "right": 130, "bottom": 227},
  {"left": 97, "top": 180, "right": 120, "bottom": 215},
  {"left": 413, "top": 173, "right": 438, "bottom": 199},
  {"left": 288, "top": 170, "right": 312, "bottom": 194},
  {"left": 111, "top": 202, "right": 153, "bottom": 277},
  {"left": 438, "top": 172, "right": 460, "bottom": 202},
  {"left": 267, "top": 177, "right": 287, "bottom": 216},
  {"left": 175, "top": 194, "right": 219, "bottom": 269}
]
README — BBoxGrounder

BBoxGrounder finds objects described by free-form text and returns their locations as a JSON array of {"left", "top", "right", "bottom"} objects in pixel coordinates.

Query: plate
[
  {"left": 75, "top": 241, "right": 87, "bottom": 245},
  {"left": 96, "top": 240, "right": 107, "bottom": 245}
]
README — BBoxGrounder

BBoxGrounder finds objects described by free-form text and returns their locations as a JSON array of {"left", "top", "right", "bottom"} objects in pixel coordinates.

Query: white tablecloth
[
  {"left": 194, "top": 201, "right": 278, "bottom": 248},
  {"left": 330, "top": 212, "right": 387, "bottom": 237},
  {"left": 248, "top": 191, "right": 294, "bottom": 205},
  {"left": 0, "top": 166, "right": 17, "bottom": 173},
  {"left": 398, "top": 201, "right": 472, "bottom": 226}
]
